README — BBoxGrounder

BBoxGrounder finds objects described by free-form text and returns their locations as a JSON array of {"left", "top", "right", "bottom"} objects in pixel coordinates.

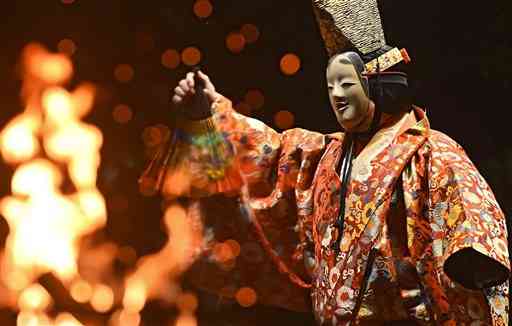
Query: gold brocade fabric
[
  {"left": 311, "top": 0, "right": 386, "bottom": 56},
  {"left": 141, "top": 97, "right": 510, "bottom": 325}
]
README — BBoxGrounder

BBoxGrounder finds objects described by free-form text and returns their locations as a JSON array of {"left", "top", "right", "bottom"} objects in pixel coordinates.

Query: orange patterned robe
[{"left": 142, "top": 97, "right": 510, "bottom": 325}]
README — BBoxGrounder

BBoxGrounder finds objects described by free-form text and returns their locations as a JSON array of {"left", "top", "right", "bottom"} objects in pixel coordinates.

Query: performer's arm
[
  {"left": 427, "top": 131, "right": 510, "bottom": 289},
  {"left": 140, "top": 71, "right": 284, "bottom": 200},
  {"left": 139, "top": 71, "right": 324, "bottom": 309}
]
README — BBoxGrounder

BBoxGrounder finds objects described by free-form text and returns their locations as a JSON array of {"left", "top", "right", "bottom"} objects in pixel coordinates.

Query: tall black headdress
[
  {"left": 312, "top": 0, "right": 410, "bottom": 71},
  {"left": 313, "top": 0, "right": 412, "bottom": 115}
]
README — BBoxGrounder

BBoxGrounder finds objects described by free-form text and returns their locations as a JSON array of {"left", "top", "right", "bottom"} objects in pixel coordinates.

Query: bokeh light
[
  {"left": 212, "top": 242, "right": 234, "bottom": 263},
  {"left": 42, "top": 87, "right": 73, "bottom": 124},
  {"left": 142, "top": 126, "right": 164, "bottom": 148},
  {"left": 280, "top": 53, "right": 301, "bottom": 76},
  {"left": 122, "top": 279, "right": 147, "bottom": 314},
  {"left": 181, "top": 47, "right": 202, "bottom": 66},
  {"left": 18, "top": 284, "right": 52, "bottom": 311},
  {"left": 90, "top": 284, "right": 114, "bottom": 313},
  {"left": 70, "top": 279, "right": 93, "bottom": 304},
  {"left": 225, "top": 239, "right": 241, "bottom": 258},
  {"left": 274, "top": 110, "right": 295, "bottom": 129},
  {"left": 193, "top": 0, "right": 213, "bottom": 19},
  {"left": 244, "top": 89, "right": 265, "bottom": 110},
  {"left": 23, "top": 43, "right": 74, "bottom": 84},
  {"left": 225, "top": 32, "right": 246, "bottom": 54},
  {"left": 240, "top": 24, "right": 260, "bottom": 44},
  {"left": 117, "top": 310, "right": 141, "bottom": 326},
  {"left": 114, "top": 64, "right": 135, "bottom": 83},
  {"left": 161, "top": 49, "right": 181, "bottom": 69},
  {"left": 234, "top": 102, "right": 251, "bottom": 116},
  {"left": 219, "top": 286, "right": 236, "bottom": 298},
  {"left": 61, "top": 0, "right": 75, "bottom": 4},
  {"left": 55, "top": 313, "right": 82, "bottom": 326},
  {"left": 141, "top": 124, "right": 170, "bottom": 149},
  {"left": 0, "top": 114, "right": 40, "bottom": 164},
  {"left": 17, "top": 312, "right": 50, "bottom": 326},
  {"left": 57, "top": 38, "right": 77, "bottom": 56},
  {"left": 112, "top": 104, "right": 133, "bottom": 124},
  {"left": 235, "top": 287, "right": 257, "bottom": 308},
  {"left": 39, "top": 54, "right": 74, "bottom": 84},
  {"left": 175, "top": 314, "right": 197, "bottom": 326},
  {"left": 71, "top": 82, "right": 96, "bottom": 118}
]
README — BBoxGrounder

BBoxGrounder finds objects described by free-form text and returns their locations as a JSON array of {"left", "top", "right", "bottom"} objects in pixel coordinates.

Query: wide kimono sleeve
[
  {"left": 140, "top": 96, "right": 328, "bottom": 311},
  {"left": 427, "top": 130, "right": 510, "bottom": 290}
]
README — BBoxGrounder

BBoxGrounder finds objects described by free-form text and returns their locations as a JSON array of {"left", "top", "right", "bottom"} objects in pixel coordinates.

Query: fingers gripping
[{"left": 171, "top": 70, "right": 218, "bottom": 105}]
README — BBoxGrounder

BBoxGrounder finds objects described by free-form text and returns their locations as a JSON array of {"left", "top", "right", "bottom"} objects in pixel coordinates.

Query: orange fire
[
  {"left": 120, "top": 203, "right": 203, "bottom": 322},
  {"left": 0, "top": 42, "right": 203, "bottom": 325},
  {"left": 0, "top": 43, "right": 104, "bottom": 325}
]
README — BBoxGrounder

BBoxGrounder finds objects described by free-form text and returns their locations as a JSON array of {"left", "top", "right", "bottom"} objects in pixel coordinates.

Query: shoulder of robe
[
  {"left": 426, "top": 129, "right": 466, "bottom": 153},
  {"left": 280, "top": 128, "right": 329, "bottom": 152}
]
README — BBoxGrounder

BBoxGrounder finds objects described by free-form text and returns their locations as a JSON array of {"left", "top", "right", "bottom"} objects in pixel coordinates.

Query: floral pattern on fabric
[{"left": 141, "top": 97, "right": 510, "bottom": 325}]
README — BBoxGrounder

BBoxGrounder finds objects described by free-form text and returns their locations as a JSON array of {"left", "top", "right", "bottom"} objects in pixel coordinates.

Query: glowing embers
[
  {"left": 161, "top": 49, "right": 181, "bottom": 69},
  {"left": 181, "top": 47, "right": 202, "bottom": 66},
  {"left": 274, "top": 110, "right": 295, "bottom": 129},
  {"left": 280, "top": 53, "right": 301, "bottom": 76},
  {"left": 114, "top": 64, "right": 135, "bottom": 83},
  {"left": 57, "top": 38, "right": 77, "bottom": 56},
  {"left": 112, "top": 104, "right": 133, "bottom": 124},
  {"left": 193, "top": 0, "right": 213, "bottom": 19}
]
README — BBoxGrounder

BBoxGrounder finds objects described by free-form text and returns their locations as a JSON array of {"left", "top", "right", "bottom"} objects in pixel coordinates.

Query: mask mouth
[
  {"left": 335, "top": 105, "right": 349, "bottom": 114},
  {"left": 334, "top": 101, "right": 349, "bottom": 111}
]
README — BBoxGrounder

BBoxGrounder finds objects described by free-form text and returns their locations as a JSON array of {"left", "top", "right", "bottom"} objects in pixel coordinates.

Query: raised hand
[{"left": 171, "top": 70, "right": 219, "bottom": 106}]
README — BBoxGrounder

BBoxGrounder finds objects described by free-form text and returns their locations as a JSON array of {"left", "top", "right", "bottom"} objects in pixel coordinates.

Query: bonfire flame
[
  {"left": 0, "top": 42, "right": 203, "bottom": 325},
  {"left": 119, "top": 203, "right": 202, "bottom": 326},
  {"left": 0, "top": 43, "right": 104, "bottom": 325}
]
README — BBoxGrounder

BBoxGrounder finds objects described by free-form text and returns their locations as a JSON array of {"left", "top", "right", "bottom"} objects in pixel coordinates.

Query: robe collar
[{"left": 332, "top": 106, "right": 430, "bottom": 253}]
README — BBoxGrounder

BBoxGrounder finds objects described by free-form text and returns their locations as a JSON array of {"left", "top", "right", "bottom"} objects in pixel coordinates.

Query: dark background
[{"left": 0, "top": 0, "right": 511, "bottom": 325}]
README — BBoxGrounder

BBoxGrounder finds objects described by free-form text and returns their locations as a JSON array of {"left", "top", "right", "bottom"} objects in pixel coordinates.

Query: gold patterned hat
[{"left": 312, "top": 0, "right": 411, "bottom": 72}]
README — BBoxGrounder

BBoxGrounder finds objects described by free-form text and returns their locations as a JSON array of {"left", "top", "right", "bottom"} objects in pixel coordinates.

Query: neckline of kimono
[{"left": 333, "top": 109, "right": 416, "bottom": 180}]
